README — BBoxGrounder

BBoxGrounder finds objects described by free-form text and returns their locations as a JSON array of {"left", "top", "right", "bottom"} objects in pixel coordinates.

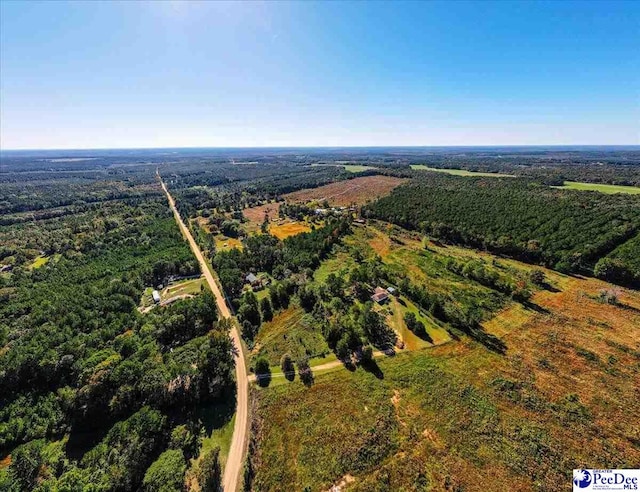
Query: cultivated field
[{"left": 284, "top": 175, "right": 407, "bottom": 206}]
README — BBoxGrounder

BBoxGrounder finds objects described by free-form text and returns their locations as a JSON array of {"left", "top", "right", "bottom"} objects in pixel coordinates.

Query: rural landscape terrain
[{"left": 1, "top": 146, "right": 639, "bottom": 491}]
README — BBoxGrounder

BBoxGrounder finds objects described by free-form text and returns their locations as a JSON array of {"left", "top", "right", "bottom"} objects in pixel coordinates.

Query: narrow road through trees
[{"left": 159, "top": 173, "right": 248, "bottom": 492}]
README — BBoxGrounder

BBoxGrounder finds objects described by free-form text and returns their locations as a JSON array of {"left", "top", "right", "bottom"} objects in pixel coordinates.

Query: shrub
[{"left": 142, "top": 449, "right": 186, "bottom": 492}]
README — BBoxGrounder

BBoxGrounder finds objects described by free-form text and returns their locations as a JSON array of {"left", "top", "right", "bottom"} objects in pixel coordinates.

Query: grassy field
[
  {"left": 384, "top": 295, "right": 450, "bottom": 350},
  {"left": 247, "top": 266, "right": 640, "bottom": 491},
  {"left": 270, "top": 221, "right": 312, "bottom": 240},
  {"left": 554, "top": 180, "right": 640, "bottom": 194},
  {"left": 161, "top": 277, "right": 206, "bottom": 298},
  {"left": 343, "top": 165, "right": 377, "bottom": 173},
  {"left": 410, "top": 164, "right": 515, "bottom": 178},
  {"left": 214, "top": 234, "right": 243, "bottom": 250},
  {"left": 250, "top": 306, "right": 331, "bottom": 368}
]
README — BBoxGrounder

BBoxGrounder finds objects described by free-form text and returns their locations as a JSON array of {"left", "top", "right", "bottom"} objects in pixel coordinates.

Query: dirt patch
[
  {"left": 243, "top": 202, "right": 281, "bottom": 225},
  {"left": 325, "top": 474, "right": 355, "bottom": 492},
  {"left": 284, "top": 176, "right": 407, "bottom": 207}
]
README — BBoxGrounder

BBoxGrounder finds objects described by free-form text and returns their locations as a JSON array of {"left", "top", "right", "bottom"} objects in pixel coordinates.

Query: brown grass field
[
  {"left": 284, "top": 175, "right": 407, "bottom": 206},
  {"left": 243, "top": 202, "right": 281, "bottom": 225},
  {"left": 270, "top": 221, "right": 312, "bottom": 240},
  {"left": 246, "top": 223, "right": 640, "bottom": 492}
]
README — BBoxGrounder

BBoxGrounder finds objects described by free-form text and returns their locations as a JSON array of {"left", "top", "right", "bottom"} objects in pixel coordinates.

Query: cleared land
[
  {"left": 284, "top": 175, "right": 407, "bottom": 206},
  {"left": 554, "top": 180, "right": 640, "bottom": 194},
  {"left": 410, "top": 164, "right": 515, "bottom": 177},
  {"left": 247, "top": 243, "right": 640, "bottom": 492},
  {"left": 269, "top": 221, "right": 312, "bottom": 240},
  {"left": 214, "top": 234, "right": 243, "bottom": 251},
  {"left": 243, "top": 202, "right": 281, "bottom": 225}
]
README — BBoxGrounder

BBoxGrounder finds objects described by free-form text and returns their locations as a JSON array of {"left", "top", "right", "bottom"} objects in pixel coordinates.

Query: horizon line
[{"left": 2, "top": 143, "right": 639, "bottom": 153}]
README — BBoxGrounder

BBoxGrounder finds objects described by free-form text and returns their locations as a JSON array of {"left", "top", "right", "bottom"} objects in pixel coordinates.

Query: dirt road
[{"left": 159, "top": 174, "right": 247, "bottom": 492}]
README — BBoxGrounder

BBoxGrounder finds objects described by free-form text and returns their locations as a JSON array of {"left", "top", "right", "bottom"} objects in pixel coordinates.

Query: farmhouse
[
  {"left": 371, "top": 286, "right": 389, "bottom": 304},
  {"left": 152, "top": 290, "right": 161, "bottom": 303}
]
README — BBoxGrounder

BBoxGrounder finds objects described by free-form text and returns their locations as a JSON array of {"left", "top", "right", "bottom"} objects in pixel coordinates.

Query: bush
[
  {"left": 142, "top": 449, "right": 186, "bottom": 492},
  {"left": 529, "top": 269, "right": 546, "bottom": 286},
  {"left": 197, "top": 446, "right": 221, "bottom": 492},
  {"left": 254, "top": 356, "right": 271, "bottom": 387},
  {"left": 280, "top": 353, "right": 295, "bottom": 381}
]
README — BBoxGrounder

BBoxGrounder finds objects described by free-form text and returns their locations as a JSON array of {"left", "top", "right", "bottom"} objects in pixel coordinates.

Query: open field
[
  {"left": 269, "top": 221, "right": 312, "bottom": 240},
  {"left": 214, "top": 234, "right": 243, "bottom": 250},
  {"left": 250, "top": 306, "right": 330, "bottom": 367},
  {"left": 284, "top": 175, "right": 407, "bottom": 206},
  {"left": 311, "top": 163, "right": 377, "bottom": 173},
  {"left": 161, "top": 276, "right": 206, "bottom": 298},
  {"left": 243, "top": 202, "right": 281, "bottom": 225},
  {"left": 247, "top": 253, "right": 640, "bottom": 492},
  {"left": 344, "top": 165, "right": 377, "bottom": 173},
  {"left": 410, "top": 164, "right": 515, "bottom": 177},
  {"left": 554, "top": 180, "right": 640, "bottom": 194}
]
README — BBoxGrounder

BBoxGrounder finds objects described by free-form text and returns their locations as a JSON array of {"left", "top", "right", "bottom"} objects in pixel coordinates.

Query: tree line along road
[{"left": 159, "top": 172, "right": 248, "bottom": 492}]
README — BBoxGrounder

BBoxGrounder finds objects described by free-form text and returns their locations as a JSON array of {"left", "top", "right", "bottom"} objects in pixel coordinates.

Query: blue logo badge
[{"left": 574, "top": 470, "right": 592, "bottom": 489}]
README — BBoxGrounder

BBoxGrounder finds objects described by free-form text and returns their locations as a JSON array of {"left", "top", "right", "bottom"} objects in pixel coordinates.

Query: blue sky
[{"left": 1, "top": 0, "right": 638, "bottom": 149}]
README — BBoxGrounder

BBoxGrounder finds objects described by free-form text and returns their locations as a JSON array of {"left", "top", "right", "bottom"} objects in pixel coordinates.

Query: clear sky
[{"left": 1, "top": 0, "right": 638, "bottom": 149}]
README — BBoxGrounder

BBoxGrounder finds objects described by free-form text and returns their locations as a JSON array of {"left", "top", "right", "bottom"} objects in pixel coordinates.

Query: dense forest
[
  {"left": 0, "top": 175, "right": 234, "bottom": 489},
  {"left": 365, "top": 174, "right": 640, "bottom": 285}
]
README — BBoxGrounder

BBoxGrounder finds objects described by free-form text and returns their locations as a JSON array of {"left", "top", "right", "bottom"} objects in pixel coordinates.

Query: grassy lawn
[
  {"left": 161, "top": 277, "right": 206, "bottom": 298},
  {"left": 410, "top": 164, "right": 515, "bottom": 177},
  {"left": 554, "top": 180, "right": 640, "bottom": 194},
  {"left": 383, "top": 296, "right": 450, "bottom": 349}
]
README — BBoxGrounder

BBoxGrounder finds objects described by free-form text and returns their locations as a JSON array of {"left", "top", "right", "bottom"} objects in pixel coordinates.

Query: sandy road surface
[{"left": 159, "top": 173, "right": 248, "bottom": 492}]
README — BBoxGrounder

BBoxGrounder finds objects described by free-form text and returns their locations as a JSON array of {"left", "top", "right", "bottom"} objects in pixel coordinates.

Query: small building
[
  {"left": 245, "top": 273, "right": 262, "bottom": 288},
  {"left": 371, "top": 286, "right": 389, "bottom": 304},
  {"left": 314, "top": 208, "right": 328, "bottom": 215},
  {"left": 0, "top": 264, "right": 13, "bottom": 273},
  {"left": 152, "top": 290, "right": 161, "bottom": 303},
  {"left": 386, "top": 286, "right": 397, "bottom": 295}
]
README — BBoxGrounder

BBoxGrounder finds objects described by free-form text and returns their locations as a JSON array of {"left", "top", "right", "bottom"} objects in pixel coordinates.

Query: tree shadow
[
  {"left": 197, "top": 394, "right": 237, "bottom": 437},
  {"left": 469, "top": 329, "right": 507, "bottom": 355},
  {"left": 522, "top": 300, "right": 551, "bottom": 314},
  {"left": 542, "top": 282, "right": 561, "bottom": 293},
  {"left": 66, "top": 422, "right": 113, "bottom": 462},
  {"left": 300, "top": 369, "right": 314, "bottom": 387},
  {"left": 256, "top": 371, "right": 272, "bottom": 387},
  {"left": 361, "top": 359, "right": 384, "bottom": 379}
]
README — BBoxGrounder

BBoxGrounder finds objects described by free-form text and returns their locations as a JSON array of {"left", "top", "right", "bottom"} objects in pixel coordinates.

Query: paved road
[{"left": 159, "top": 174, "right": 248, "bottom": 492}]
